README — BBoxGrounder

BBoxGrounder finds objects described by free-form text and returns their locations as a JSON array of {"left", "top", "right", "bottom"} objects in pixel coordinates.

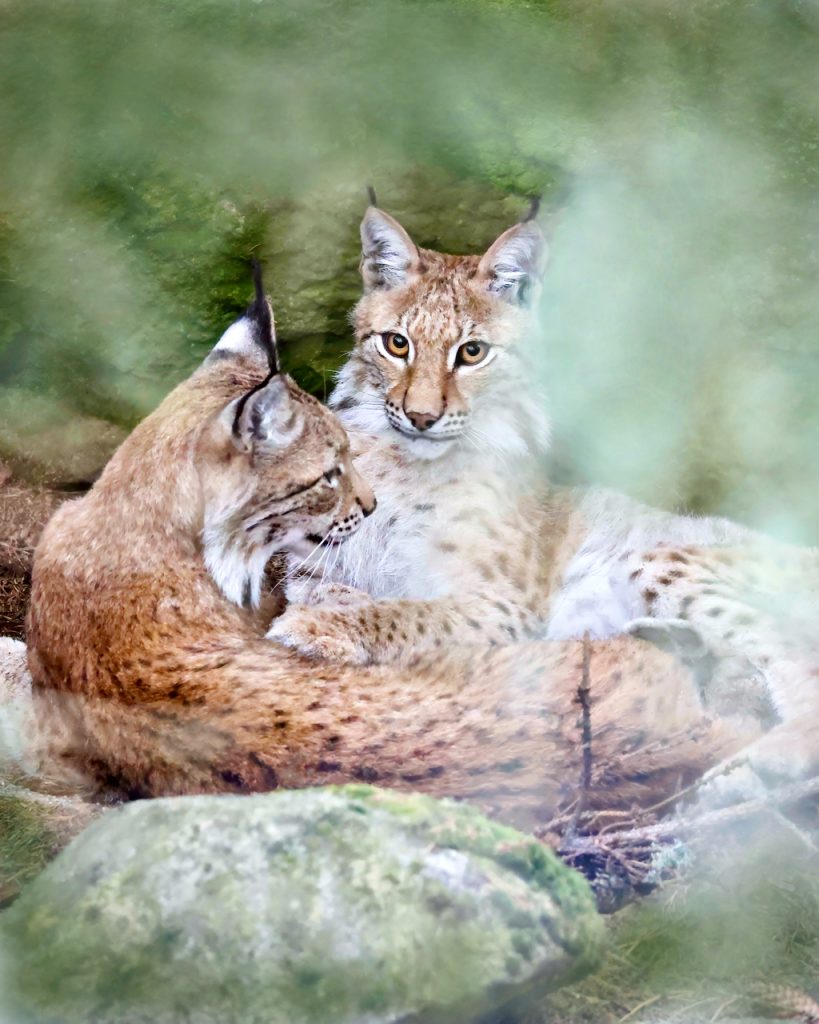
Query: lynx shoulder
[
  {"left": 269, "top": 204, "right": 819, "bottom": 791},
  {"left": 24, "top": 267, "right": 739, "bottom": 826}
]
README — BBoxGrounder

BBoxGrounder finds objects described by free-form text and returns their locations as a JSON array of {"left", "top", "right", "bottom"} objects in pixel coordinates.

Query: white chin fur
[
  {"left": 203, "top": 537, "right": 268, "bottom": 608},
  {"left": 204, "top": 524, "right": 324, "bottom": 606},
  {"left": 393, "top": 431, "right": 455, "bottom": 460}
]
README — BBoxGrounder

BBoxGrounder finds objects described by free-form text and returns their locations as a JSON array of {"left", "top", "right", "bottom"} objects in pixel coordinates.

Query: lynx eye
[
  {"left": 456, "top": 341, "right": 491, "bottom": 367},
  {"left": 323, "top": 466, "right": 343, "bottom": 488},
  {"left": 382, "top": 332, "right": 410, "bottom": 359}
]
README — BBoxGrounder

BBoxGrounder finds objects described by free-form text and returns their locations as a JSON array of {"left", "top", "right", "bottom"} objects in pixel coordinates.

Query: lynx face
[
  {"left": 331, "top": 206, "right": 550, "bottom": 461},
  {"left": 196, "top": 281, "right": 375, "bottom": 608}
]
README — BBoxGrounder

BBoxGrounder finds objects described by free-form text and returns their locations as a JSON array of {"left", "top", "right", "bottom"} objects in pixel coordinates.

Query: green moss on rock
[{"left": 0, "top": 786, "right": 603, "bottom": 1024}]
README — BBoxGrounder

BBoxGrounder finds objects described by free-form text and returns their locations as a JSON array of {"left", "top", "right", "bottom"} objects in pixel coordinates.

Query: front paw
[
  {"left": 267, "top": 605, "right": 370, "bottom": 665},
  {"left": 285, "top": 577, "right": 372, "bottom": 610},
  {"left": 695, "top": 760, "right": 768, "bottom": 810},
  {"left": 626, "top": 616, "right": 709, "bottom": 660},
  {"left": 696, "top": 726, "right": 815, "bottom": 809}
]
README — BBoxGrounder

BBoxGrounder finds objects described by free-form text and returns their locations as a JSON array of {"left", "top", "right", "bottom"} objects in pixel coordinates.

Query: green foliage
[{"left": 0, "top": 0, "right": 817, "bottom": 537}]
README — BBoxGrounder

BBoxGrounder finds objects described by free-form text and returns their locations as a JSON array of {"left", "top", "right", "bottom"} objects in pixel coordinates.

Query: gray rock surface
[
  {"left": 0, "top": 637, "right": 29, "bottom": 701},
  {"left": 0, "top": 389, "right": 127, "bottom": 489},
  {"left": 0, "top": 637, "right": 33, "bottom": 769},
  {"left": 0, "top": 637, "right": 103, "bottom": 906},
  {"left": 0, "top": 785, "right": 603, "bottom": 1024}
]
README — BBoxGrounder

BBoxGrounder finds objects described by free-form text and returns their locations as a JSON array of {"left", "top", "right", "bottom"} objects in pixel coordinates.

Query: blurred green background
[{"left": 0, "top": 0, "right": 817, "bottom": 540}]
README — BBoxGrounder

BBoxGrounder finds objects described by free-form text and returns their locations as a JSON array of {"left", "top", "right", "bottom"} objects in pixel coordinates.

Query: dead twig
[
  {"left": 563, "top": 634, "right": 593, "bottom": 843},
  {"left": 562, "top": 775, "right": 819, "bottom": 854},
  {"left": 616, "top": 993, "right": 663, "bottom": 1022}
]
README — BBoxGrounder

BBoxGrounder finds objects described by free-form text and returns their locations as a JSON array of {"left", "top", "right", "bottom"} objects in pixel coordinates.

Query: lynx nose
[{"left": 404, "top": 408, "right": 441, "bottom": 432}]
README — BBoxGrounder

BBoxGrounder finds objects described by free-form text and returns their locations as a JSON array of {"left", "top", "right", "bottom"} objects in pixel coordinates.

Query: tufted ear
[
  {"left": 232, "top": 375, "right": 303, "bottom": 451},
  {"left": 477, "top": 220, "right": 548, "bottom": 306},
  {"left": 360, "top": 206, "right": 420, "bottom": 292},
  {"left": 210, "top": 261, "right": 280, "bottom": 370}
]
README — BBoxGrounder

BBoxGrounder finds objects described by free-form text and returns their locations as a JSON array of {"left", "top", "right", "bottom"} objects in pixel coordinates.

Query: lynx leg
[{"left": 627, "top": 544, "right": 819, "bottom": 782}]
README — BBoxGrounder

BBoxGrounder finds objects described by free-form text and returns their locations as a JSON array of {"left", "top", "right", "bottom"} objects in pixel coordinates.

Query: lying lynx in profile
[
  {"left": 269, "top": 202, "right": 819, "bottom": 793},
  {"left": 25, "top": 268, "right": 749, "bottom": 825}
]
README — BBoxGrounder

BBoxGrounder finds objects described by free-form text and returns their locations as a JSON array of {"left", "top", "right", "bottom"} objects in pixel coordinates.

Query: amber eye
[
  {"left": 383, "top": 332, "right": 410, "bottom": 359},
  {"left": 456, "top": 340, "right": 491, "bottom": 366}
]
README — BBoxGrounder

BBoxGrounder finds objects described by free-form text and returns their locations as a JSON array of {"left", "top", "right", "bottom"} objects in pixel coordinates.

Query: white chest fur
[
  {"left": 316, "top": 430, "right": 523, "bottom": 600},
  {"left": 314, "top": 439, "right": 444, "bottom": 598}
]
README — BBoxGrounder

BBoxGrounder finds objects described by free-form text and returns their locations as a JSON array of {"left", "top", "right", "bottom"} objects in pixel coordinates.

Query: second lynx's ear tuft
[
  {"left": 477, "top": 221, "right": 548, "bottom": 306},
  {"left": 360, "top": 207, "right": 420, "bottom": 291}
]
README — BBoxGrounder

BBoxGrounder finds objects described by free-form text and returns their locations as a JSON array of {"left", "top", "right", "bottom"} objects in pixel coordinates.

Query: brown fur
[
  {"left": 272, "top": 206, "right": 818, "bottom": 791},
  {"left": 25, "top": 300, "right": 752, "bottom": 829}
]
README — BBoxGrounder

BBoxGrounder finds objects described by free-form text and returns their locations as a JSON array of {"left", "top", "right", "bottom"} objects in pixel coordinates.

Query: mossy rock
[
  {"left": 0, "top": 788, "right": 56, "bottom": 907},
  {"left": 0, "top": 785, "right": 603, "bottom": 1024}
]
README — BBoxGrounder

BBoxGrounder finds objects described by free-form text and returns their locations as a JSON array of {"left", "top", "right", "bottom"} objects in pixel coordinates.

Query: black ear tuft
[
  {"left": 247, "top": 260, "right": 279, "bottom": 375},
  {"left": 366, "top": 184, "right": 378, "bottom": 207},
  {"left": 477, "top": 220, "right": 548, "bottom": 306},
  {"left": 359, "top": 208, "right": 420, "bottom": 292},
  {"left": 522, "top": 195, "right": 541, "bottom": 223}
]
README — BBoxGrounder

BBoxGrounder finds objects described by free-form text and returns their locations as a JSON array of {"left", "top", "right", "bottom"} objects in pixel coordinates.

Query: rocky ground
[
  {"left": 1, "top": 640, "right": 816, "bottom": 1023},
  {"left": 0, "top": 787, "right": 605, "bottom": 1024},
  {"left": 0, "top": 462, "right": 75, "bottom": 640},
  {"left": 0, "top": 484, "right": 816, "bottom": 1022}
]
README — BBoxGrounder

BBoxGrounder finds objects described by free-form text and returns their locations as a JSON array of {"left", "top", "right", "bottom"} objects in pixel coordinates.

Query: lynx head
[
  {"left": 331, "top": 202, "right": 549, "bottom": 461},
  {"left": 196, "top": 265, "right": 375, "bottom": 607}
]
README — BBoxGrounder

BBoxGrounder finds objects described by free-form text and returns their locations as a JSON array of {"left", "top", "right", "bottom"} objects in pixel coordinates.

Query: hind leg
[{"left": 626, "top": 544, "right": 819, "bottom": 784}]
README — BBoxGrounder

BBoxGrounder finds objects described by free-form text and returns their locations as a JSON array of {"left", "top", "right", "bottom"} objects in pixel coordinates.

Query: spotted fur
[
  {"left": 272, "top": 205, "right": 819, "bottom": 791},
  {"left": 24, "top": 272, "right": 749, "bottom": 821}
]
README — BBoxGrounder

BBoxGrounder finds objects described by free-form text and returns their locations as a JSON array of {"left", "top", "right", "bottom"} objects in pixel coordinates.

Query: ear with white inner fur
[
  {"left": 233, "top": 375, "right": 303, "bottom": 451},
  {"left": 477, "top": 221, "right": 548, "bottom": 306},
  {"left": 210, "top": 261, "right": 279, "bottom": 367},
  {"left": 360, "top": 207, "right": 420, "bottom": 291}
]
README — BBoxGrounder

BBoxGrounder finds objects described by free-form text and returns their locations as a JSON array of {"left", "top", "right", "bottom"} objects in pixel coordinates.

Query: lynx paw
[
  {"left": 626, "top": 617, "right": 709, "bottom": 660},
  {"left": 267, "top": 605, "right": 370, "bottom": 665},
  {"left": 694, "top": 761, "right": 768, "bottom": 810},
  {"left": 697, "top": 725, "right": 815, "bottom": 809},
  {"left": 285, "top": 577, "right": 372, "bottom": 609}
]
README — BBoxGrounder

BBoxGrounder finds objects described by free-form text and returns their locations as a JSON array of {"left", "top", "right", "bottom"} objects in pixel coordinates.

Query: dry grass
[
  {"left": 0, "top": 781, "right": 103, "bottom": 907},
  {"left": 0, "top": 463, "right": 73, "bottom": 638},
  {"left": 519, "top": 809, "right": 819, "bottom": 1024}
]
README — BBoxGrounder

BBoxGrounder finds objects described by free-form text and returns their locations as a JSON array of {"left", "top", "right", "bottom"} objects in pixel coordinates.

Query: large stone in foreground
[
  {"left": 0, "top": 637, "right": 33, "bottom": 766},
  {"left": 0, "top": 786, "right": 603, "bottom": 1024},
  {"left": 0, "top": 637, "right": 104, "bottom": 906}
]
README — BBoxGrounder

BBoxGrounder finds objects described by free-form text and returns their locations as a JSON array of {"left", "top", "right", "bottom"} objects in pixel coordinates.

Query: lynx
[
  {"left": 268, "top": 203, "right": 819, "bottom": 791},
  {"left": 23, "top": 267, "right": 747, "bottom": 826}
]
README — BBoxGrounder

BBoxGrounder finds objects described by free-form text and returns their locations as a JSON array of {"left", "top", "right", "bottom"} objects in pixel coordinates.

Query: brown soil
[{"left": 0, "top": 462, "right": 72, "bottom": 639}]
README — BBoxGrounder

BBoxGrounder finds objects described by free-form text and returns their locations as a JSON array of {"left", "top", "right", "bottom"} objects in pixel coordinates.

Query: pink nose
[{"left": 404, "top": 409, "right": 441, "bottom": 431}]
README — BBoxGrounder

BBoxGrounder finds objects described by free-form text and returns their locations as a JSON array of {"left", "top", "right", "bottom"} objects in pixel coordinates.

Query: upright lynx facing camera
[
  {"left": 26, "top": 263, "right": 738, "bottom": 819},
  {"left": 270, "top": 200, "right": 819, "bottom": 793}
]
